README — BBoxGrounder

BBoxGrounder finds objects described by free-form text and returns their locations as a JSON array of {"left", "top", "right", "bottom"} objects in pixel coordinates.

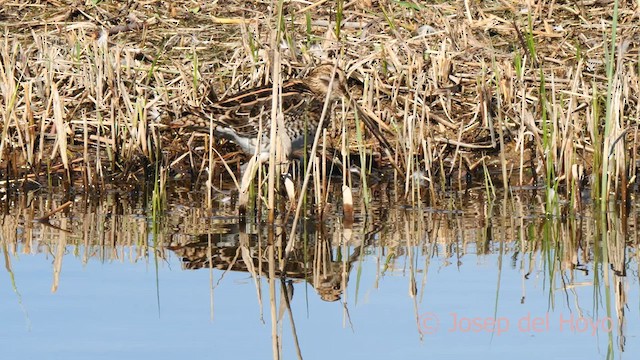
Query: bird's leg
[{"left": 282, "top": 171, "right": 296, "bottom": 212}]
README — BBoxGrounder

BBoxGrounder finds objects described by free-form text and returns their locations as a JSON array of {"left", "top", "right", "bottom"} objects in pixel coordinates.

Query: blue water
[{"left": 1, "top": 245, "right": 636, "bottom": 360}]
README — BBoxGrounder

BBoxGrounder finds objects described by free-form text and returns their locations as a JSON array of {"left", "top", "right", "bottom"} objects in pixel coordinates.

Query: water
[{"left": 1, "top": 187, "right": 638, "bottom": 359}]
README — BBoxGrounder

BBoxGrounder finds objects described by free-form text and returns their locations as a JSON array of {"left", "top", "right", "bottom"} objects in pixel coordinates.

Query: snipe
[
  {"left": 172, "top": 64, "right": 392, "bottom": 157},
  {"left": 171, "top": 64, "right": 394, "bottom": 211}
]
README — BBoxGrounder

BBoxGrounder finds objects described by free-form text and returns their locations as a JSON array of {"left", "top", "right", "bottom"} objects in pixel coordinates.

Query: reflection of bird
[
  {"left": 172, "top": 64, "right": 389, "bottom": 158},
  {"left": 165, "top": 225, "right": 372, "bottom": 302}
]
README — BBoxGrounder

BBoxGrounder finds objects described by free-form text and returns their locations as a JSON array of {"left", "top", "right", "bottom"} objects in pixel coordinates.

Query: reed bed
[
  {"left": 2, "top": 4, "right": 637, "bottom": 356},
  {"left": 0, "top": 0, "right": 639, "bottom": 214}
]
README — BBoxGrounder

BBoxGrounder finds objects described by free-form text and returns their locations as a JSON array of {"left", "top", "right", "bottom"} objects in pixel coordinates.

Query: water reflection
[
  {"left": 167, "top": 220, "right": 374, "bottom": 302},
  {"left": 0, "top": 187, "right": 638, "bottom": 359}
]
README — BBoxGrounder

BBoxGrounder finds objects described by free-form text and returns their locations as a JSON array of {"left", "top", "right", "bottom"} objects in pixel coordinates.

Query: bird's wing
[{"left": 171, "top": 81, "right": 314, "bottom": 138}]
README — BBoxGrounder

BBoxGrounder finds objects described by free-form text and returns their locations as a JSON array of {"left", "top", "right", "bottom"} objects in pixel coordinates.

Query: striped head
[{"left": 304, "top": 64, "right": 349, "bottom": 100}]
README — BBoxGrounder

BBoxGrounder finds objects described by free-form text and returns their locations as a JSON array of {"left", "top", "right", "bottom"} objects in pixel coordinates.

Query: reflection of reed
[
  {"left": 0, "top": 189, "right": 636, "bottom": 356},
  {"left": 167, "top": 219, "right": 376, "bottom": 302},
  {"left": 0, "top": 194, "right": 159, "bottom": 293},
  {"left": 607, "top": 205, "right": 629, "bottom": 352}
]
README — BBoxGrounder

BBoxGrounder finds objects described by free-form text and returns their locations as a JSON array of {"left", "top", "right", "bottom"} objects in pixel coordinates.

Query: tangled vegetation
[{"left": 0, "top": 0, "right": 638, "bottom": 214}]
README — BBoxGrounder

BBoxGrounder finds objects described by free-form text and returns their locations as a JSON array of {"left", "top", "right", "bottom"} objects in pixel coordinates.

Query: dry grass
[{"left": 0, "top": 0, "right": 639, "bottom": 210}]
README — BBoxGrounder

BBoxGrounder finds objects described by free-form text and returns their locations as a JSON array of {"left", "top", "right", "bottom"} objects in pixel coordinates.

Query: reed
[
  {"left": 600, "top": 0, "right": 621, "bottom": 211},
  {"left": 0, "top": 0, "right": 637, "bottom": 221}
]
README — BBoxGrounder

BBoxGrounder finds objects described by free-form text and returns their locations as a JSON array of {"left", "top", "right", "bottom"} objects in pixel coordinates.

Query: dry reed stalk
[{"left": 0, "top": 0, "right": 637, "bottom": 214}]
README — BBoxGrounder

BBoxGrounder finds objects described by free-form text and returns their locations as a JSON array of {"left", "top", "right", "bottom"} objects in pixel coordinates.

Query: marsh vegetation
[{"left": 1, "top": 1, "right": 639, "bottom": 359}]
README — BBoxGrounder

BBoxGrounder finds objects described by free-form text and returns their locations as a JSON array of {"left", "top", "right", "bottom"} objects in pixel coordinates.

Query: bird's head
[{"left": 305, "top": 64, "right": 349, "bottom": 100}]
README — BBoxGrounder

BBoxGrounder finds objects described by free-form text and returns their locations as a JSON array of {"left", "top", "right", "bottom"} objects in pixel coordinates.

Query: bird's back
[{"left": 172, "top": 79, "right": 332, "bottom": 156}]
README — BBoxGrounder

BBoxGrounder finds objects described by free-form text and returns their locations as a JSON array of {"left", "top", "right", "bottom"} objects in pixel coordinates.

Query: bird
[
  {"left": 171, "top": 64, "right": 391, "bottom": 159},
  {"left": 170, "top": 64, "right": 397, "bottom": 213}
]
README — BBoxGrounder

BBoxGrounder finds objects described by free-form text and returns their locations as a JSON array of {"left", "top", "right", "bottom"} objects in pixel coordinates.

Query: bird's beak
[
  {"left": 347, "top": 97, "right": 405, "bottom": 177},
  {"left": 352, "top": 100, "right": 393, "bottom": 151}
]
